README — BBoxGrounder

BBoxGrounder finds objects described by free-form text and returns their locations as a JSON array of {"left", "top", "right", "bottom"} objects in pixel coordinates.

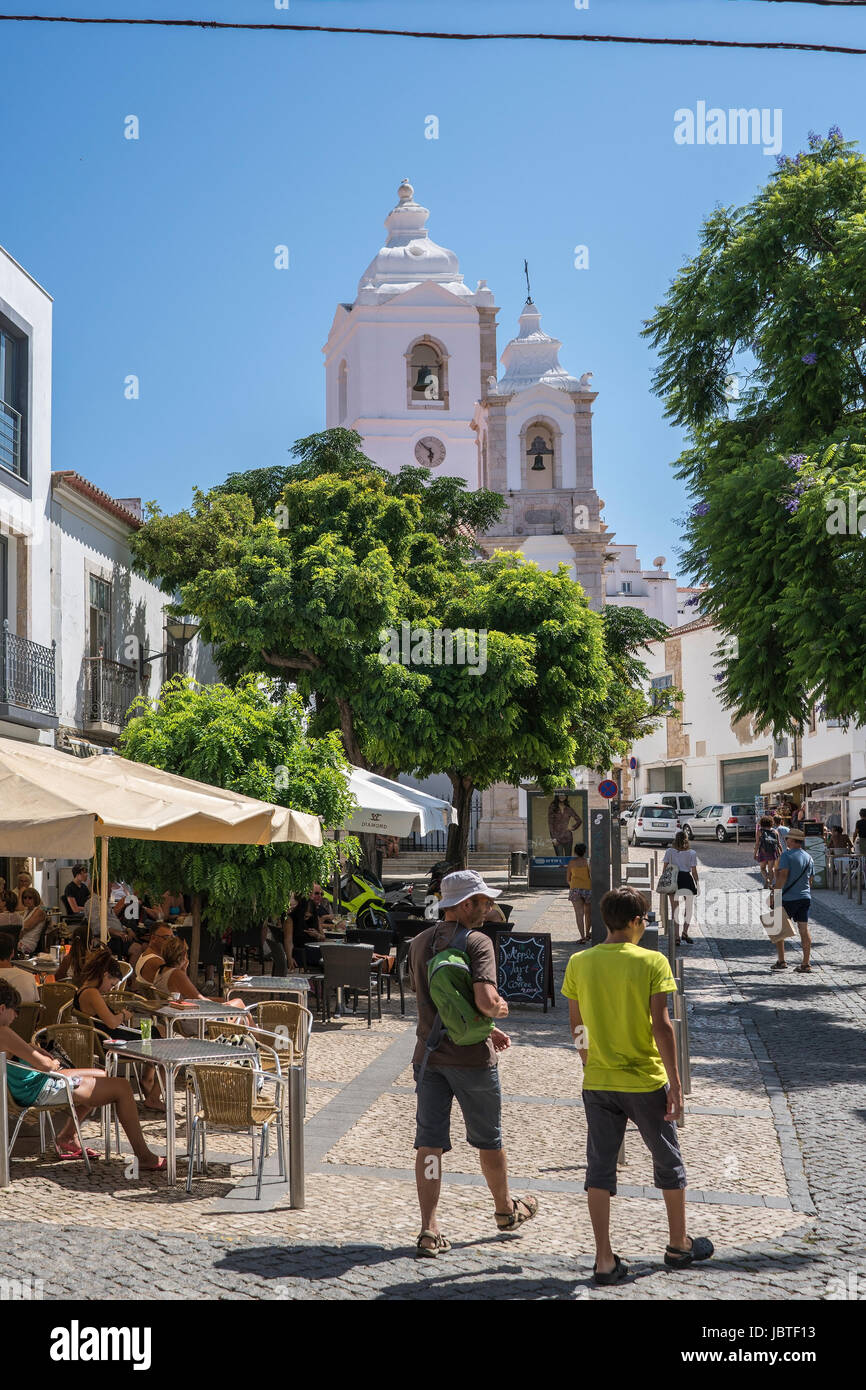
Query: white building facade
[
  {"left": 1, "top": 240, "right": 215, "bottom": 900},
  {"left": 629, "top": 614, "right": 866, "bottom": 830}
]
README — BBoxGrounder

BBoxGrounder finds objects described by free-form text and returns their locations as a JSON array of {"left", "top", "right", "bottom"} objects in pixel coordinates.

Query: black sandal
[
  {"left": 593, "top": 1254, "right": 629, "bottom": 1285},
  {"left": 664, "top": 1235, "right": 714, "bottom": 1268}
]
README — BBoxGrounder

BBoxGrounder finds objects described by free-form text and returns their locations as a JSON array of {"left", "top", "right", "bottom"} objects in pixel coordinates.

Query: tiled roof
[{"left": 51, "top": 471, "right": 142, "bottom": 529}]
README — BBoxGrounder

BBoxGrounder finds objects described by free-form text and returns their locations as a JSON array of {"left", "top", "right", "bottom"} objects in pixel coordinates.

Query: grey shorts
[
  {"left": 583, "top": 1085, "right": 686, "bottom": 1195},
  {"left": 413, "top": 1063, "right": 502, "bottom": 1152}
]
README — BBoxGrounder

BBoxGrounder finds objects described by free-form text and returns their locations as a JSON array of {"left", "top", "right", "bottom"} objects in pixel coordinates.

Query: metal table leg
[
  {"left": 0, "top": 1053, "right": 10, "bottom": 1189},
  {"left": 165, "top": 1065, "right": 177, "bottom": 1185},
  {"left": 289, "top": 1066, "right": 305, "bottom": 1209}
]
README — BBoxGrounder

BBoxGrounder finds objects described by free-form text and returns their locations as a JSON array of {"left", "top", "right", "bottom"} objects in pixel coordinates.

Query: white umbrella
[
  {"left": 341, "top": 766, "right": 456, "bottom": 837},
  {"left": 0, "top": 737, "right": 322, "bottom": 941}
]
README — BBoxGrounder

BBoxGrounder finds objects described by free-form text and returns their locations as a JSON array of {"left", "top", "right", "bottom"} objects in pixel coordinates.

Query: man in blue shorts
[{"left": 770, "top": 826, "right": 815, "bottom": 973}]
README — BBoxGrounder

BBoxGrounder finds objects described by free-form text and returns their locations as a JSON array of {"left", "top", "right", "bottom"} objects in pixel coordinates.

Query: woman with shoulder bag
[{"left": 663, "top": 831, "right": 699, "bottom": 945}]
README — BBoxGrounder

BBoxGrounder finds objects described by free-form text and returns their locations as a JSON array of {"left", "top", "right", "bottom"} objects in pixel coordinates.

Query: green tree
[
  {"left": 644, "top": 128, "right": 866, "bottom": 734},
  {"left": 110, "top": 677, "right": 355, "bottom": 974},
  {"left": 131, "top": 430, "right": 664, "bottom": 864}
]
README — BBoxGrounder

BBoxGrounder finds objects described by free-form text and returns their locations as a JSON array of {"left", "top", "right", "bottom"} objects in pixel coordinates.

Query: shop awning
[{"left": 761, "top": 753, "right": 852, "bottom": 797}]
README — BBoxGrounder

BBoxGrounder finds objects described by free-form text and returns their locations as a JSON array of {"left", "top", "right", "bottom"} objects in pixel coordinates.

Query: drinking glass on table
[{"left": 140, "top": 1017, "right": 152, "bottom": 1041}]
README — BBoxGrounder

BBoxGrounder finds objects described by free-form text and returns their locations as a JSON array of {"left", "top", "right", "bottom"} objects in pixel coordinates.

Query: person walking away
[
  {"left": 662, "top": 831, "right": 699, "bottom": 945},
  {"left": 754, "top": 816, "right": 781, "bottom": 889},
  {"left": 853, "top": 807, "right": 866, "bottom": 857},
  {"left": 408, "top": 869, "right": 538, "bottom": 1256},
  {"left": 773, "top": 815, "right": 790, "bottom": 851},
  {"left": 769, "top": 826, "right": 815, "bottom": 973},
  {"left": 562, "top": 886, "right": 713, "bottom": 1284},
  {"left": 566, "top": 843, "right": 592, "bottom": 943}
]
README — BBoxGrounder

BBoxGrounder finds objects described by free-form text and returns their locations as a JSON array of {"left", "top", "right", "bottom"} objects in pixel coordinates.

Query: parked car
[
  {"left": 683, "top": 803, "right": 757, "bottom": 842},
  {"left": 654, "top": 792, "right": 696, "bottom": 819},
  {"left": 626, "top": 801, "right": 681, "bottom": 846}
]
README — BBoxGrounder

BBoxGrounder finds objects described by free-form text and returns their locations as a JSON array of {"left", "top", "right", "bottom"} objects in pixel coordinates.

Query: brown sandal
[
  {"left": 495, "top": 1194, "right": 539, "bottom": 1230},
  {"left": 415, "top": 1230, "right": 451, "bottom": 1257}
]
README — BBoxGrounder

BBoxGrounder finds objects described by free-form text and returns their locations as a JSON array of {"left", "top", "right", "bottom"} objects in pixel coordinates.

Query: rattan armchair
[
  {"left": 185, "top": 1063, "right": 287, "bottom": 1198},
  {"left": 5, "top": 1059, "right": 93, "bottom": 1174},
  {"left": 8, "top": 1002, "right": 43, "bottom": 1044},
  {"left": 39, "top": 981, "right": 76, "bottom": 1026}
]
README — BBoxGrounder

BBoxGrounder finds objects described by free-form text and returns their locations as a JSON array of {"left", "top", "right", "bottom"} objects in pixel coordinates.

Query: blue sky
[{"left": 2, "top": 0, "right": 865, "bottom": 581}]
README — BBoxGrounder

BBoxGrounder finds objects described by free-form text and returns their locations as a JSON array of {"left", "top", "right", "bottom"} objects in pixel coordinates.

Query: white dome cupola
[
  {"left": 323, "top": 179, "right": 498, "bottom": 487},
  {"left": 492, "top": 298, "right": 591, "bottom": 396}
]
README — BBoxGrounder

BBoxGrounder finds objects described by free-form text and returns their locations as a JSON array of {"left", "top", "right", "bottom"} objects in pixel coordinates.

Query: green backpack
[{"left": 416, "top": 928, "right": 495, "bottom": 1092}]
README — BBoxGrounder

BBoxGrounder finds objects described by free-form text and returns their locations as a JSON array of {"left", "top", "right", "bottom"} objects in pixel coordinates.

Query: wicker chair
[
  {"left": 185, "top": 1063, "right": 287, "bottom": 1198},
  {"left": 5, "top": 1060, "right": 93, "bottom": 1174},
  {"left": 39, "top": 981, "right": 76, "bottom": 1026},
  {"left": 8, "top": 1002, "right": 43, "bottom": 1044},
  {"left": 33, "top": 1021, "right": 98, "bottom": 1070}
]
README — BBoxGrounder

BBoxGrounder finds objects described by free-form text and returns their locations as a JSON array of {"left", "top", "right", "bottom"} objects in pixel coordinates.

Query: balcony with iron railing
[
  {"left": 85, "top": 655, "right": 141, "bottom": 734},
  {"left": 0, "top": 399, "right": 23, "bottom": 477},
  {"left": 0, "top": 620, "right": 58, "bottom": 727}
]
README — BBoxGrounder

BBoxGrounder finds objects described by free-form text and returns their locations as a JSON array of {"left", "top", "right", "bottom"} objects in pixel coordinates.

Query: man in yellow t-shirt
[{"left": 562, "top": 886, "right": 714, "bottom": 1285}]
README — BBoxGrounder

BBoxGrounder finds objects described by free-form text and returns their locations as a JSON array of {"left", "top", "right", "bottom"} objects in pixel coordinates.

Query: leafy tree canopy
[
  {"left": 110, "top": 677, "right": 355, "bottom": 934},
  {"left": 644, "top": 129, "right": 866, "bottom": 733}
]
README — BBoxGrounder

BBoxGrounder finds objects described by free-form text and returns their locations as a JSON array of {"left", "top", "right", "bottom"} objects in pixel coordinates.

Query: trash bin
[{"left": 510, "top": 851, "right": 528, "bottom": 877}]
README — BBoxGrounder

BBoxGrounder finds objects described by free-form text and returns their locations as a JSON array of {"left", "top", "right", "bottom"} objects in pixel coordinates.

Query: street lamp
[{"left": 138, "top": 619, "right": 200, "bottom": 680}]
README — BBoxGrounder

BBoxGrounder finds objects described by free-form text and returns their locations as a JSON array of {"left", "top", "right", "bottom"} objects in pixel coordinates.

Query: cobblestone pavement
[{"left": 3, "top": 849, "right": 864, "bottom": 1300}]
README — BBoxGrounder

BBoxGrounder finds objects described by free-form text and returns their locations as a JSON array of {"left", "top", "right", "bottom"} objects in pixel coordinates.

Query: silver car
[
  {"left": 626, "top": 802, "right": 681, "bottom": 846},
  {"left": 683, "top": 803, "right": 757, "bottom": 843}
]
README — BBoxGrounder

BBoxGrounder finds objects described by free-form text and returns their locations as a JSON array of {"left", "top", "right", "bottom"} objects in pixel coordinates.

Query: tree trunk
[
  {"left": 337, "top": 697, "right": 366, "bottom": 767},
  {"left": 190, "top": 893, "right": 202, "bottom": 983},
  {"left": 445, "top": 773, "right": 475, "bottom": 868}
]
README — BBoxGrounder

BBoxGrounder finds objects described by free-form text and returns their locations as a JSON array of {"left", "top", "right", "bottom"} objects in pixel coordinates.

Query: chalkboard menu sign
[{"left": 495, "top": 931, "right": 556, "bottom": 1012}]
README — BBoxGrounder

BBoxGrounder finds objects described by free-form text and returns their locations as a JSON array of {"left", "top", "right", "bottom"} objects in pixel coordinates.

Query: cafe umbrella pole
[{"left": 98, "top": 834, "right": 109, "bottom": 945}]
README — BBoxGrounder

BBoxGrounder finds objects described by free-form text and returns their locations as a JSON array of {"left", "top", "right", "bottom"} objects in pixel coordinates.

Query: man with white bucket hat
[{"left": 407, "top": 869, "right": 539, "bottom": 1256}]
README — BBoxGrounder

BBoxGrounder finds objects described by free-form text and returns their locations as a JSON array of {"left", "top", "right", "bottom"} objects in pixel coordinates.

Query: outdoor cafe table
[
  {"left": 228, "top": 975, "right": 311, "bottom": 1000},
  {"left": 154, "top": 999, "right": 253, "bottom": 1040},
  {"left": 103, "top": 1037, "right": 261, "bottom": 1188}
]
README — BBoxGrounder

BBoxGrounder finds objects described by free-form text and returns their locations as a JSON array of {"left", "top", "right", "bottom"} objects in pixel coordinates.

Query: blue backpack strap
[{"left": 415, "top": 925, "right": 472, "bottom": 1093}]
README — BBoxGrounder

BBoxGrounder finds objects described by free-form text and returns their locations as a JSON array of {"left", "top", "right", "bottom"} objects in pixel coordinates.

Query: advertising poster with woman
[{"left": 528, "top": 789, "right": 589, "bottom": 886}]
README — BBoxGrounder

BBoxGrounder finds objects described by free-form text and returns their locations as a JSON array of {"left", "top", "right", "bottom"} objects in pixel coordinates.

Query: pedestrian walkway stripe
[{"left": 316, "top": 1161, "right": 800, "bottom": 1211}]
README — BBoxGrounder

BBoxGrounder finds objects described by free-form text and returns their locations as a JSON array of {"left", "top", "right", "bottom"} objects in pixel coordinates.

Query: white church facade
[{"left": 323, "top": 179, "right": 670, "bottom": 849}]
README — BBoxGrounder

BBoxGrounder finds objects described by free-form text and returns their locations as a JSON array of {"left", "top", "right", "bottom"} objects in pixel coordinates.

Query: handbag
[
  {"left": 760, "top": 898, "right": 796, "bottom": 942},
  {"left": 656, "top": 861, "right": 676, "bottom": 895}
]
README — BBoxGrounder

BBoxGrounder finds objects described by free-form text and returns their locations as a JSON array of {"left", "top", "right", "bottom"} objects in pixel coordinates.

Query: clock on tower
[{"left": 414, "top": 436, "right": 446, "bottom": 468}]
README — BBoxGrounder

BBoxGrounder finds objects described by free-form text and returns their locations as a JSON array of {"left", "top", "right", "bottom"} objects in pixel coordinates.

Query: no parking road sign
[{"left": 597, "top": 779, "right": 618, "bottom": 799}]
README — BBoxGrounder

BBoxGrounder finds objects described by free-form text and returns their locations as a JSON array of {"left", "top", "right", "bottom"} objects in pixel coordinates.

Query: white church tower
[
  {"left": 323, "top": 179, "right": 497, "bottom": 486},
  {"left": 473, "top": 295, "right": 612, "bottom": 613}
]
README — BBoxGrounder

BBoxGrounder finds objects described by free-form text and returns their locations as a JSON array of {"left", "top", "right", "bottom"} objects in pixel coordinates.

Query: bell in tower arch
[{"left": 413, "top": 365, "right": 439, "bottom": 399}]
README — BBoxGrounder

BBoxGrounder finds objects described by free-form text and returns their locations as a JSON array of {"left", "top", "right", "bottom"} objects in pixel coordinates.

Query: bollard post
[
  {"left": 859, "top": 857, "right": 864, "bottom": 907},
  {"left": 848, "top": 856, "right": 854, "bottom": 900},
  {"left": 660, "top": 891, "right": 676, "bottom": 965},
  {"left": 674, "top": 962, "right": 692, "bottom": 1098},
  {"left": 0, "top": 1052, "right": 9, "bottom": 1188},
  {"left": 289, "top": 1066, "right": 305, "bottom": 1209}
]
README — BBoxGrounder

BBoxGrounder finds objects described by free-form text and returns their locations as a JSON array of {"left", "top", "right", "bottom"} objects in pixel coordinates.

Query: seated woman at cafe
[
  {"left": 828, "top": 825, "right": 854, "bottom": 853},
  {"left": 55, "top": 924, "right": 89, "bottom": 984},
  {"left": 132, "top": 923, "right": 175, "bottom": 985},
  {"left": 0, "top": 976, "right": 166, "bottom": 1169},
  {"left": 152, "top": 934, "right": 246, "bottom": 1006},
  {"left": 0, "top": 890, "right": 23, "bottom": 936},
  {"left": 160, "top": 888, "right": 186, "bottom": 924},
  {"left": 73, "top": 947, "right": 164, "bottom": 1111},
  {"left": 17, "top": 887, "right": 48, "bottom": 956},
  {"left": 290, "top": 888, "right": 332, "bottom": 968},
  {"left": 15, "top": 870, "right": 33, "bottom": 911}
]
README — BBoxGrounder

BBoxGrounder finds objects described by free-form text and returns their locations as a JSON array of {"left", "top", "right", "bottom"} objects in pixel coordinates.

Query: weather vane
[{"left": 524, "top": 259, "right": 532, "bottom": 302}]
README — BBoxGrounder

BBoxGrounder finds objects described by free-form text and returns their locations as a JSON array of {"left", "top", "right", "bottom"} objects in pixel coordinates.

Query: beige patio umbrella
[{"left": 0, "top": 737, "right": 321, "bottom": 941}]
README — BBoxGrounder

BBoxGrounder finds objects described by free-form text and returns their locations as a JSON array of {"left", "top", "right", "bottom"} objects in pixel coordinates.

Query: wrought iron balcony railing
[
  {"left": 0, "top": 620, "right": 56, "bottom": 714},
  {"left": 0, "top": 398, "right": 23, "bottom": 476},
  {"left": 85, "top": 655, "right": 140, "bottom": 729}
]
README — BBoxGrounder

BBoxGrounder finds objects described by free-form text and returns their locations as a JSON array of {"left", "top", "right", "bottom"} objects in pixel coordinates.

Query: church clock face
[{"left": 415, "top": 436, "right": 446, "bottom": 468}]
